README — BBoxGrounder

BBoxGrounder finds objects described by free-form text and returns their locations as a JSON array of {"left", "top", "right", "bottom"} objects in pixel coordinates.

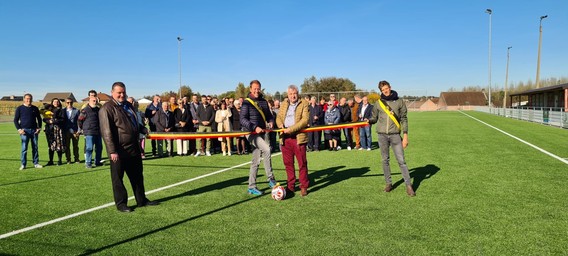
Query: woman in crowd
[
  {"left": 215, "top": 101, "right": 232, "bottom": 156},
  {"left": 174, "top": 99, "right": 192, "bottom": 156},
  {"left": 44, "top": 98, "right": 66, "bottom": 165}
]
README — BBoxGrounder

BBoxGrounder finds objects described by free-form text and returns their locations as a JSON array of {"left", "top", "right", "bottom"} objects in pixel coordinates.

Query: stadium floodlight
[
  {"left": 485, "top": 8, "right": 492, "bottom": 107},
  {"left": 536, "top": 15, "right": 548, "bottom": 88},
  {"left": 177, "top": 36, "right": 184, "bottom": 98}
]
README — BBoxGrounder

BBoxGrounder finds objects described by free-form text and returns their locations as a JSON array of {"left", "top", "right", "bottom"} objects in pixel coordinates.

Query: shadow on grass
[
  {"left": 307, "top": 165, "right": 372, "bottom": 194},
  {"left": 79, "top": 177, "right": 268, "bottom": 255},
  {"left": 392, "top": 164, "right": 440, "bottom": 192},
  {"left": 0, "top": 168, "right": 106, "bottom": 187}
]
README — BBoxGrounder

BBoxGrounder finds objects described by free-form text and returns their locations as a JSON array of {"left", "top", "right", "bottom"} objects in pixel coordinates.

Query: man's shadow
[
  {"left": 307, "top": 165, "right": 372, "bottom": 194},
  {"left": 392, "top": 164, "right": 440, "bottom": 192}
]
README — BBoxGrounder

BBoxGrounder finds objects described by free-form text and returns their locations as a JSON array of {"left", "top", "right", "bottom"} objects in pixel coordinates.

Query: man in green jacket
[{"left": 369, "top": 80, "right": 415, "bottom": 197}]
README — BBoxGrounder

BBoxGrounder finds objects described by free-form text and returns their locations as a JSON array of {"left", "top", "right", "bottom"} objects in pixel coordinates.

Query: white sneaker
[
  {"left": 347, "top": 146, "right": 352, "bottom": 151},
  {"left": 367, "top": 148, "right": 371, "bottom": 151},
  {"left": 358, "top": 148, "right": 363, "bottom": 151},
  {"left": 34, "top": 164, "right": 43, "bottom": 169},
  {"left": 19, "top": 165, "right": 25, "bottom": 170},
  {"left": 194, "top": 152, "right": 201, "bottom": 157},
  {"left": 228, "top": 151, "right": 231, "bottom": 156},
  {"left": 336, "top": 146, "right": 341, "bottom": 151},
  {"left": 222, "top": 152, "right": 226, "bottom": 156},
  {"left": 206, "top": 151, "right": 211, "bottom": 156}
]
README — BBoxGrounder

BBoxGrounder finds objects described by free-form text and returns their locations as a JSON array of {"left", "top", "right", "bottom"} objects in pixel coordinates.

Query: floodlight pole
[
  {"left": 177, "top": 36, "right": 184, "bottom": 99},
  {"left": 485, "top": 9, "right": 492, "bottom": 108},
  {"left": 504, "top": 46, "right": 512, "bottom": 109},
  {"left": 536, "top": 15, "right": 547, "bottom": 88}
]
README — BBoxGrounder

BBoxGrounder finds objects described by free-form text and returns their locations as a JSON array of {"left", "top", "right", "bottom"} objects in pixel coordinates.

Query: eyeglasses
[{"left": 66, "top": 101, "right": 72, "bottom": 104}]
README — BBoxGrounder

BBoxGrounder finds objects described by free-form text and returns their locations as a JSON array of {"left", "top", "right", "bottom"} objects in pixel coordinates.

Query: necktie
[{"left": 122, "top": 104, "right": 138, "bottom": 130}]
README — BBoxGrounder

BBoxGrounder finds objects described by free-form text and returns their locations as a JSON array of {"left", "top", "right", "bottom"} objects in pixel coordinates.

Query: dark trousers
[
  {"left": 109, "top": 155, "right": 148, "bottom": 208},
  {"left": 281, "top": 137, "right": 309, "bottom": 191},
  {"left": 307, "top": 130, "right": 321, "bottom": 150},
  {"left": 343, "top": 128, "right": 353, "bottom": 148},
  {"left": 64, "top": 132, "right": 80, "bottom": 162},
  {"left": 149, "top": 123, "right": 157, "bottom": 155}
]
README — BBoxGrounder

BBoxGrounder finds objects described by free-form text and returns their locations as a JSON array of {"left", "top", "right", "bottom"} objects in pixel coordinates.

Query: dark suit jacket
[
  {"left": 357, "top": 103, "right": 374, "bottom": 121},
  {"left": 174, "top": 108, "right": 192, "bottom": 132},
  {"left": 64, "top": 107, "right": 80, "bottom": 132},
  {"left": 153, "top": 110, "right": 175, "bottom": 132}
]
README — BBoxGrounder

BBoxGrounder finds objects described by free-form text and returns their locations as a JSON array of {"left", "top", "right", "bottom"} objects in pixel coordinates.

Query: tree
[
  {"left": 235, "top": 82, "right": 247, "bottom": 99},
  {"left": 300, "top": 76, "right": 357, "bottom": 93},
  {"left": 301, "top": 76, "right": 319, "bottom": 93},
  {"left": 273, "top": 91, "right": 281, "bottom": 101},
  {"left": 180, "top": 85, "right": 194, "bottom": 99}
]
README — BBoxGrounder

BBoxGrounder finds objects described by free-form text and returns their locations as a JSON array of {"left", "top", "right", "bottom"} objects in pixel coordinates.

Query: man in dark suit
[
  {"left": 357, "top": 96, "right": 374, "bottom": 150},
  {"left": 307, "top": 95, "right": 324, "bottom": 151},
  {"left": 153, "top": 102, "right": 175, "bottom": 157},
  {"left": 99, "top": 82, "right": 159, "bottom": 213},
  {"left": 63, "top": 98, "right": 80, "bottom": 163}
]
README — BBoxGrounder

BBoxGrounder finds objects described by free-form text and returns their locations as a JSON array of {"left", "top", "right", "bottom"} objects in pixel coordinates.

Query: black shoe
[
  {"left": 117, "top": 206, "right": 133, "bottom": 213},
  {"left": 46, "top": 161, "right": 54, "bottom": 166},
  {"left": 57, "top": 161, "right": 63, "bottom": 166},
  {"left": 138, "top": 200, "right": 160, "bottom": 207}
]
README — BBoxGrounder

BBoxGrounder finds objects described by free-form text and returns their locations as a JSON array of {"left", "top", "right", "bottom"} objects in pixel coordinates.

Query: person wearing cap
[
  {"left": 369, "top": 80, "right": 415, "bottom": 197},
  {"left": 276, "top": 85, "right": 310, "bottom": 196}
]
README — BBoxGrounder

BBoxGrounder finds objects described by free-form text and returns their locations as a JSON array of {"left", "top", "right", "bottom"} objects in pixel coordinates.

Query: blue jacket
[{"left": 240, "top": 93, "right": 274, "bottom": 132}]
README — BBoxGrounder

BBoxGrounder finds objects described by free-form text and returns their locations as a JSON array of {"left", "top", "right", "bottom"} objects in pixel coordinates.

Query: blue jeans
[
  {"left": 359, "top": 125, "right": 372, "bottom": 149},
  {"left": 84, "top": 135, "right": 103, "bottom": 166},
  {"left": 20, "top": 128, "right": 39, "bottom": 166}
]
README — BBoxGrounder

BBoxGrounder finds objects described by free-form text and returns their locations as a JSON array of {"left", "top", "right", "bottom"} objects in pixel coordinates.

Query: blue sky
[{"left": 1, "top": 0, "right": 567, "bottom": 100}]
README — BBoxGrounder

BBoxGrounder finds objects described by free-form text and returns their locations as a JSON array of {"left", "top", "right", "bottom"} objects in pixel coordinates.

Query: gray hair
[{"left": 287, "top": 84, "right": 299, "bottom": 93}]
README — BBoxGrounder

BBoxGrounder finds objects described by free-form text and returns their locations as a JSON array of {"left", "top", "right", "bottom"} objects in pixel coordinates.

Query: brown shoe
[
  {"left": 406, "top": 185, "right": 416, "bottom": 197},
  {"left": 300, "top": 188, "right": 308, "bottom": 197},
  {"left": 384, "top": 183, "right": 393, "bottom": 192}
]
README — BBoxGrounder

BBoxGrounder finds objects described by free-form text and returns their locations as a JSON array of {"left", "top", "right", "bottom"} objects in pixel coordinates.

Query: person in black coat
[
  {"left": 308, "top": 95, "right": 324, "bottom": 151},
  {"left": 174, "top": 100, "right": 192, "bottom": 156},
  {"left": 338, "top": 97, "right": 352, "bottom": 150},
  {"left": 153, "top": 102, "right": 175, "bottom": 157}
]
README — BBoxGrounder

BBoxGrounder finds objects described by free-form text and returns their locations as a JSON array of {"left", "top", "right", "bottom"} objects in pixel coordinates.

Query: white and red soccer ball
[{"left": 271, "top": 185, "right": 286, "bottom": 201}]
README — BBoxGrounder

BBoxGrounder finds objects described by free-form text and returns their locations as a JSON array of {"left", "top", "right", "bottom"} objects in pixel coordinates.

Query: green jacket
[{"left": 369, "top": 98, "right": 408, "bottom": 134}]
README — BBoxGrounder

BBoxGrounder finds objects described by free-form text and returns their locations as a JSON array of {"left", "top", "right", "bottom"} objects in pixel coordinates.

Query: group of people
[{"left": 14, "top": 79, "right": 415, "bottom": 213}]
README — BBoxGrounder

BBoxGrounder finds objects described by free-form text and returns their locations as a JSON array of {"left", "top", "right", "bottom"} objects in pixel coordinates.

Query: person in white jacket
[{"left": 215, "top": 101, "right": 233, "bottom": 156}]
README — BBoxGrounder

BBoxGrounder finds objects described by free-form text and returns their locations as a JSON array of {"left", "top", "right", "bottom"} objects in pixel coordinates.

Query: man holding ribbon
[
  {"left": 369, "top": 80, "right": 415, "bottom": 197},
  {"left": 240, "top": 80, "right": 277, "bottom": 195},
  {"left": 99, "top": 82, "right": 159, "bottom": 212}
]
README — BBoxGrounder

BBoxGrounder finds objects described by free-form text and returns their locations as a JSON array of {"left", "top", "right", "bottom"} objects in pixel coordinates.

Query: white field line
[
  {"left": 460, "top": 111, "right": 568, "bottom": 165},
  {"left": 0, "top": 152, "right": 282, "bottom": 240}
]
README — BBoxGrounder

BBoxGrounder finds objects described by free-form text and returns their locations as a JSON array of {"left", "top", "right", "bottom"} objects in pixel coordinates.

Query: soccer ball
[{"left": 271, "top": 185, "right": 286, "bottom": 201}]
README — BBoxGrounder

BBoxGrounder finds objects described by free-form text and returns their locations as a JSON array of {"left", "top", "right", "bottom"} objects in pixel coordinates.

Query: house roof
[
  {"left": 81, "top": 92, "right": 112, "bottom": 102},
  {"left": 509, "top": 83, "right": 568, "bottom": 96},
  {"left": 42, "top": 92, "right": 77, "bottom": 103},
  {"left": 439, "top": 92, "right": 486, "bottom": 106}
]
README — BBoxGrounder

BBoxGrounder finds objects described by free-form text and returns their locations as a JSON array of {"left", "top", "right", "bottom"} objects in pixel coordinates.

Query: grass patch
[{"left": 0, "top": 111, "right": 567, "bottom": 255}]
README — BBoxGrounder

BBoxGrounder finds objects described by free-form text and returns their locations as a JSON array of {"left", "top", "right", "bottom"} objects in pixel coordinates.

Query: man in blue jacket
[{"left": 240, "top": 80, "right": 277, "bottom": 195}]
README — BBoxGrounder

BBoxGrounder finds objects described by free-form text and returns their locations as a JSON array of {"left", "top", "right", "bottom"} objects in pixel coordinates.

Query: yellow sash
[
  {"left": 245, "top": 98, "right": 267, "bottom": 123},
  {"left": 378, "top": 99, "right": 401, "bottom": 130}
]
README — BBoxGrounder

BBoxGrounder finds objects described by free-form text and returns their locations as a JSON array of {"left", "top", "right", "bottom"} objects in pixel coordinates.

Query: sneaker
[
  {"left": 194, "top": 152, "right": 201, "bottom": 157},
  {"left": 222, "top": 152, "right": 226, "bottom": 156},
  {"left": 268, "top": 179, "right": 277, "bottom": 188},
  {"left": 367, "top": 148, "right": 371, "bottom": 151},
  {"left": 19, "top": 165, "right": 25, "bottom": 170},
  {"left": 336, "top": 146, "right": 341, "bottom": 151},
  {"left": 205, "top": 151, "right": 211, "bottom": 156},
  {"left": 358, "top": 147, "right": 363, "bottom": 151},
  {"left": 86, "top": 165, "right": 92, "bottom": 169},
  {"left": 347, "top": 146, "right": 352, "bottom": 151},
  {"left": 228, "top": 151, "right": 231, "bottom": 156},
  {"left": 247, "top": 188, "right": 263, "bottom": 195},
  {"left": 34, "top": 164, "right": 43, "bottom": 169}
]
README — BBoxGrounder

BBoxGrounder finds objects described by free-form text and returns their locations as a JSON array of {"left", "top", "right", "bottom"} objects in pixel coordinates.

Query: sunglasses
[{"left": 66, "top": 101, "right": 72, "bottom": 104}]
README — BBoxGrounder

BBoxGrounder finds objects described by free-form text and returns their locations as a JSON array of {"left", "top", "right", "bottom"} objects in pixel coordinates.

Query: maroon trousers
[{"left": 281, "top": 137, "right": 309, "bottom": 191}]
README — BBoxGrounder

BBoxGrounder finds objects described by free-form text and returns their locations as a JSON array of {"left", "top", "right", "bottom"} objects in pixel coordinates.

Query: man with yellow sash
[
  {"left": 240, "top": 80, "right": 278, "bottom": 195},
  {"left": 369, "top": 80, "right": 415, "bottom": 197}
]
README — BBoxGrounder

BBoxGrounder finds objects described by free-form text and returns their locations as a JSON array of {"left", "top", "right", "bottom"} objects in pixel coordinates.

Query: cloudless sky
[{"left": 1, "top": 0, "right": 567, "bottom": 100}]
